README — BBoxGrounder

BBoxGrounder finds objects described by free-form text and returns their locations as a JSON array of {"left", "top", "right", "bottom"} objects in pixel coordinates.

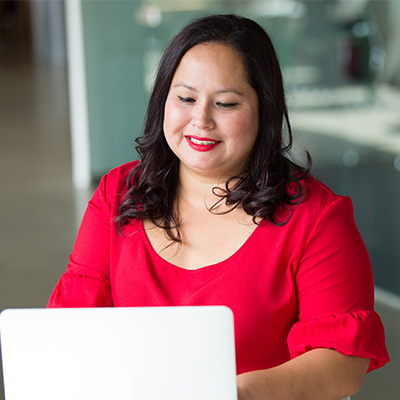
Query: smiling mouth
[{"left": 187, "top": 136, "right": 220, "bottom": 145}]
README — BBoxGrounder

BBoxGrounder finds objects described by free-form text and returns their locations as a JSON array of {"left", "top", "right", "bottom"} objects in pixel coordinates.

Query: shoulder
[
  {"left": 103, "top": 160, "right": 140, "bottom": 185},
  {"left": 302, "top": 175, "right": 349, "bottom": 209},
  {"left": 278, "top": 174, "right": 355, "bottom": 230},
  {"left": 100, "top": 161, "right": 140, "bottom": 193},
  {"left": 91, "top": 161, "right": 140, "bottom": 212}
]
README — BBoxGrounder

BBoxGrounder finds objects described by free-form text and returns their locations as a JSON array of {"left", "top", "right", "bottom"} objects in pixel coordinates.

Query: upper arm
[
  {"left": 296, "top": 197, "right": 374, "bottom": 320},
  {"left": 48, "top": 174, "right": 116, "bottom": 307},
  {"left": 287, "top": 197, "right": 389, "bottom": 372}
]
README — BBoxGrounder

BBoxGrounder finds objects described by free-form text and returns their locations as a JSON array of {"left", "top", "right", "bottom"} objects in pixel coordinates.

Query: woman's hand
[{"left": 236, "top": 348, "right": 369, "bottom": 400}]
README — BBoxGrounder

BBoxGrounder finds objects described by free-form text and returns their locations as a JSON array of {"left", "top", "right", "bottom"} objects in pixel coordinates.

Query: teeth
[{"left": 189, "top": 137, "right": 218, "bottom": 145}]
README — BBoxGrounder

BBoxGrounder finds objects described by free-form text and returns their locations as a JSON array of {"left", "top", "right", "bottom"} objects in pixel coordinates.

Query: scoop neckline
[{"left": 140, "top": 219, "right": 265, "bottom": 273}]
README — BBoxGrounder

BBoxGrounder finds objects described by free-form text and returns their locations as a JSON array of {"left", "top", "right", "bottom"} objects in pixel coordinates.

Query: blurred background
[{"left": 0, "top": 0, "right": 399, "bottom": 398}]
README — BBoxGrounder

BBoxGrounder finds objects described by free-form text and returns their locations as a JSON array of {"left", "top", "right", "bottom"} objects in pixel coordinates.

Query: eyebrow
[{"left": 172, "top": 82, "right": 244, "bottom": 96}]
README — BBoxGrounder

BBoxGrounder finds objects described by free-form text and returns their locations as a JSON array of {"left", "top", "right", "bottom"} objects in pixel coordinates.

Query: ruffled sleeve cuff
[
  {"left": 287, "top": 310, "right": 390, "bottom": 372},
  {"left": 47, "top": 273, "right": 113, "bottom": 308}
]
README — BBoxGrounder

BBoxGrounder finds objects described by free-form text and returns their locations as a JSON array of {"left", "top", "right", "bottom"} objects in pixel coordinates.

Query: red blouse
[{"left": 48, "top": 161, "right": 389, "bottom": 374}]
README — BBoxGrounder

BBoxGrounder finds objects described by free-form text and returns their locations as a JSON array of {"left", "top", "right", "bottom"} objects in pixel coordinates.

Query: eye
[
  {"left": 216, "top": 102, "right": 239, "bottom": 108},
  {"left": 178, "top": 96, "right": 195, "bottom": 104}
]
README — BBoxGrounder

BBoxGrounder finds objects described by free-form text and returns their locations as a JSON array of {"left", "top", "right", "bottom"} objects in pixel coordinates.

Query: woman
[{"left": 49, "top": 14, "right": 389, "bottom": 399}]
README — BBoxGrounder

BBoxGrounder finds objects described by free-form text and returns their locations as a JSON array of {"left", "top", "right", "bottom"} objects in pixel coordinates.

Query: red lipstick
[{"left": 185, "top": 136, "right": 221, "bottom": 152}]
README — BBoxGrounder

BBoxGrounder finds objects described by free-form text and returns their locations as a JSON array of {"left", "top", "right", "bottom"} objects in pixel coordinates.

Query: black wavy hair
[{"left": 115, "top": 14, "right": 311, "bottom": 241}]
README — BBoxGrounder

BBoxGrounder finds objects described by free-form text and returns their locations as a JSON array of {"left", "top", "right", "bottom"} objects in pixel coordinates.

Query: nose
[{"left": 191, "top": 103, "right": 215, "bottom": 130}]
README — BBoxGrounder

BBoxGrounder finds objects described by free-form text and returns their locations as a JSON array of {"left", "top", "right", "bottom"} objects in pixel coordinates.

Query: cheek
[
  {"left": 163, "top": 100, "right": 173, "bottom": 135},
  {"left": 163, "top": 100, "right": 188, "bottom": 135},
  {"left": 226, "top": 111, "right": 259, "bottom": 142}
]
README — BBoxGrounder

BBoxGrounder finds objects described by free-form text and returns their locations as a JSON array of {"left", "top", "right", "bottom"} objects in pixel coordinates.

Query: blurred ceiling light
[
  {"left": 343, "top": 150, "right": 360, "bottom": 167},
  {"left": 140, "top": 0, "right": 209, "bottom": 14},
  {"left": 369, "top": 46, "right": 386, "bottom": 71},
  {"left": 136, "top": 4, "right": 162, "bottom": 28},
  {"left": 249, "top": 0, "right": 306, "bottom": 19},
  {"left": 352, "top": 21, "right": 370, "bottom": 38}
]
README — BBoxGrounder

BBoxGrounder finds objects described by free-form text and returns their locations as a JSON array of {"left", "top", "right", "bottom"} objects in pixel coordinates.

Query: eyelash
[
  {"left": 178, "top": 96, "right": 238, "bottom": 108},
  {"left": 217, "top": 102, "right": 239, "bottom": 108},
  {"left": 178, "top": 96, "right": 195, "bottom": 104}
]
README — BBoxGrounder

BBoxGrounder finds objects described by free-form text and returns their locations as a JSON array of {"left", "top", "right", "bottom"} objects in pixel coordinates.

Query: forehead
[{"left": 171, "top": 42, "right": 249, "bottom": 86}]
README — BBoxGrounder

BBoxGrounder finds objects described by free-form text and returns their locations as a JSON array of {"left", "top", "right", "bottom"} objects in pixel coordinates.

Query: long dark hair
[{"left": 116, "top": 14, "right": 311, "bottom": 240}]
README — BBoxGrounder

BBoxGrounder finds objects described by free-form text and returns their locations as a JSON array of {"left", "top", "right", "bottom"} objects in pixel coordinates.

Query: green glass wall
[{"left": 80, "top": 0, "right": 400, "bottom": 295}]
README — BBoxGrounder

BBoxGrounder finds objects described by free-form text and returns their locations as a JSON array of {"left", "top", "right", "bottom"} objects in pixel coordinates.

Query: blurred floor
[{"left": 0, "top": 38, "right": 399, "bottom": 400}]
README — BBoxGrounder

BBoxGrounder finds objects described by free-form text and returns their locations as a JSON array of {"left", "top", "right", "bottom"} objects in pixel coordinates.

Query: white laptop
[{"left": 0, "top": 306, "right": 237, "bottom": 400}]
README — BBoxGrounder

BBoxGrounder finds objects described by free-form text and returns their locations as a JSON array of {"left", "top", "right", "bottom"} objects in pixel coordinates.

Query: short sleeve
[
  {"left": 287, "top": 196, "right": 390, "bottom": 372},
  {"left": 287, "top": 310, "right": 389, "bottom": 372},
  {"left": 48, "top": 172, "right": 115, "bottom": 308}
]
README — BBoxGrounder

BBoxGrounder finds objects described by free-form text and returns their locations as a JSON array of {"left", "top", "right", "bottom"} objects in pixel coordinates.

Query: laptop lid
[{"left": 0, "top": 306, "right": 237, "bottom": 400}]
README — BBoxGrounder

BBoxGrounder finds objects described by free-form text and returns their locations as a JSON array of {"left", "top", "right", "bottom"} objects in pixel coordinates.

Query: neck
[{"left": 177, "top": 164, "right": 233, "bottom": 212}]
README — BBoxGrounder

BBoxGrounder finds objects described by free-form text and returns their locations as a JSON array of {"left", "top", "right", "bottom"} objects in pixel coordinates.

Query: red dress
[{"left": 48, "top": 161, "right": 389, "bottom": 374}]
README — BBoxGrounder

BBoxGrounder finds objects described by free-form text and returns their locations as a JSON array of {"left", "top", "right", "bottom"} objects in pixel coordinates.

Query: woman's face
[{"left": 163, "top": 42, "right": 259, "bottom": 180}]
